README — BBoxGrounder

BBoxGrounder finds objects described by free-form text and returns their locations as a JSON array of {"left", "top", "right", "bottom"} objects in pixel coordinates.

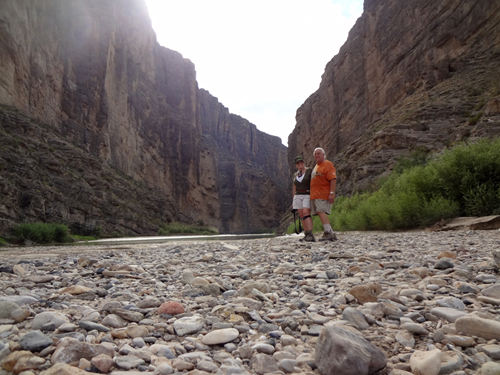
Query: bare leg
[
  {"left": 317, "top": 212, "right": 330, "bottom": 226},
  {"left": 302, "top": 208, "right": 313, "bottom": 231}
]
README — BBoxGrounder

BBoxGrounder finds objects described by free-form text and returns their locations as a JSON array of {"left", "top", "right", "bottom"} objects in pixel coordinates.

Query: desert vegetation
[
  {"left": 11, "top": 222, "right": 72, "bottom": 244},
  {"left": 288, "top": 137, "right": 500, "bottom": 233},
  {"left": 1, "top": 221, "right": 220, "bottom": 246}
]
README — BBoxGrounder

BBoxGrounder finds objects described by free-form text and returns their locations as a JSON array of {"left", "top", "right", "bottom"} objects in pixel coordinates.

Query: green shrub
[
  {"left": 463, "top": 182, "right": 500, "bottom": 216},
  {"left": 430, "top": 138, "right": 500, "bottom": 215},
  {"left": 158, "top": 222, "right": 219, "bottom": 236},
  {"left": 13, "top": 222, "right": 71, "bottom": 244}
]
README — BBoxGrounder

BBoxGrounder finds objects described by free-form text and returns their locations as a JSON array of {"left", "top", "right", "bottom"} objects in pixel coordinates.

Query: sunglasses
[{"left": 295, "top": 161, "right": 304, "bottom": 164}]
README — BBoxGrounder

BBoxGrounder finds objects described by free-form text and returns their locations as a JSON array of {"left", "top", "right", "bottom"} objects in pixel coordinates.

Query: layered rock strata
[
  {"left": 0, "top": 0, "right": 289, "bottom": 235},
  {"left": 288, "top": 0, "right": 500, "bottom": 195}
]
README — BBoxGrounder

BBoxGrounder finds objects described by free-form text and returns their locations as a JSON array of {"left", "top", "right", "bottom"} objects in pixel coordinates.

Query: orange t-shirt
[{"left": 310, "top": 160, "right": 336, "bottom": 200}]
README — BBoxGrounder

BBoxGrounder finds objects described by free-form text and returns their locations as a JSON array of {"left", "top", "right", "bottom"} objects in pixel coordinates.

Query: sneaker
[
  {"left": 318, "top": 231, "right": 338, "bottom": 241},
  {"left": 304, "top": 230, "right": 316, "bottom": 242}
]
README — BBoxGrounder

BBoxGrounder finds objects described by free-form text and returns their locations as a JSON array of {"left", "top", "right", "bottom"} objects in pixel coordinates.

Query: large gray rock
[
  {"left": 32, "top": 312, "right": 70, "bottom": 330},
  {"left": 436, "top": 297, "right": 465, "bottom": 311},
  {"left": 396, "top": 330, "right": 415, "bottom": 348},
  {"left": 51, "top": 337, "right": 114, "bottom": 364},
  {"left": 78, "top": 321, "right": 110, "bottom": 332},
  {"left": 250, "top": 353, "right": 279, "bottom": 375},
  {"left": 341, "top": 307, "right": 369, "bottom": 330},
  {"left": 0, "top": 296, "right": 38, "bottom": 305},
  {"left": 110, "top": 308, "right": 144, "bottom": 322},
  {"left": 455, "top": 315, "right": 500, "bottom": 340},
  {"left": 0, "top": 301, "right": 19, "bottom": 319},
  {"left": 101, "top": 314, "right": 128, "bottom": 328},
  {"left": 314, "top": 325, "right": 386, "bottom": 375},
  {"left": 481, "top": 284, "right": 500, "bottom": 299},
  {"left": 439, "top": 351, "right": 463, "bottom": 374},
  {"left": 19, "top": 330, "right": 54, "bottom": 352},
  {"left": 429, "top": 307, "right": 467, "bottom": 323},
  {"left": 218, "top": 359, "right": 251, "bottom": 375},
  {"left": 115, "top": 355, "right": 145, "bottom": 370}
]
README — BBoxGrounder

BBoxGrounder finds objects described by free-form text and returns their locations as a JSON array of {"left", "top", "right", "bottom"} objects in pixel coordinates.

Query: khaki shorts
[
  {"left": 311, "top": 199, "right": 332, "bottom": 216},
  {"left": 293, "top": 195, "right": 310, "bottom": 210}
]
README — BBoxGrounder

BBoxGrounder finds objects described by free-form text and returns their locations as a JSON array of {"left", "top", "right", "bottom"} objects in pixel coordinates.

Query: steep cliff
[
  {"left": 0, "top": 0, "right": 289, "bottom": 235},
  {"left": 288, "top": 0, "right": 500, "bottom": 195}
]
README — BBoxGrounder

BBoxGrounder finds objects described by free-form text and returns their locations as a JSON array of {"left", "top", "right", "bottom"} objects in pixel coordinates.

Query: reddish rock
[
  {"left": 349, "top": 283, "right": 383, "bottom": 304},
  {"left": 91, "top": 354, "right": 114, "bottom": 373},
  {"left": 157, "top": 301, "right": 185, "bottom": 316},
  {"left": 2, "top": 351, "right": 32, "bottom": 372},
  {"left": 437, "top": 251, "right": 457, "bottom": 259}
]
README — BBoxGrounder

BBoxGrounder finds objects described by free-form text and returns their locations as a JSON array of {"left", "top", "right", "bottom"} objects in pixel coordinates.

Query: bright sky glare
[{"left": 144, "top": 0, "right": 363, "bottom": 145}]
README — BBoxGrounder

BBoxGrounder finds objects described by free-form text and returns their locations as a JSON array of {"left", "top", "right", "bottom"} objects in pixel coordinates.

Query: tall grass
[
  {"left": 158, "top": 222, "right": 219, "bottom": 236},
  {"left": 287, "top": 137, "right": 500, "bottom": 233},
  {"left": 13, "top": 222, "right": 71, "bottom": 244}
]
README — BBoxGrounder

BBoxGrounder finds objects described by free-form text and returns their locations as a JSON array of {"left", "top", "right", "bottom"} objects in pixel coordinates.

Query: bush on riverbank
[
  {"left": 287, "top": 137, "right": 500, "bottom": 233},
  {"left": 13, "top": 222, "right": 72, "bottom": 244},
  {"left": 158, "top": 222, "right": 219, "bottom": 236}
]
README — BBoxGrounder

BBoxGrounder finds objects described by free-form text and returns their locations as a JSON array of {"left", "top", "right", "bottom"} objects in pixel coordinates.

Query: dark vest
[{"left": 293, "top": 168, "right": 312, "bottom": 194}]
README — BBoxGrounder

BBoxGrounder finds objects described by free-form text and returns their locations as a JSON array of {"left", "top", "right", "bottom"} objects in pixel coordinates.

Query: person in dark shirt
[{"left": 292, "top": 155, "right": 315, "bottom": 242}]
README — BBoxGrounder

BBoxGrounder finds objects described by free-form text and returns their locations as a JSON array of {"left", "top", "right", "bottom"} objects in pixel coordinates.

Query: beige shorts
[
  {"left": 311, "top": 199, "right": 332, "bottom": 216},
  {"left": 293, "top": 195, "right": 310, "bottom": 210}
]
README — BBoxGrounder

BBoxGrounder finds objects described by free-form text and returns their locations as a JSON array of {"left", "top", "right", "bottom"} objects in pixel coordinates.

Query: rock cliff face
[
  {"left": 288, "top": 0, "right": 500, "bottom": 195},
  {"left": 0, "top": 0, "right": 289, "bottom": 235}
]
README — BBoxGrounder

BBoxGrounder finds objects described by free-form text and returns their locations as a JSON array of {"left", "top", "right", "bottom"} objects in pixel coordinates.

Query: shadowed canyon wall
[
  {"left": 0, "top": 0, "right": 289, "bottom": 235},
  {"left": 289, "top": 0, "right": 500, "bottom": 195}
]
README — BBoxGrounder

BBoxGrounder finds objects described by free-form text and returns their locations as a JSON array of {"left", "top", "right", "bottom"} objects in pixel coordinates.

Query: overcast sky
[{"left": 144, "top": 0, "right": 364, "bottom": 145}]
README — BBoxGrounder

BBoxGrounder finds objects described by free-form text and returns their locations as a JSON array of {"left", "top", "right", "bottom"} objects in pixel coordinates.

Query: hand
[{"left": 328, "top": 193, "right": 335, "bottom": 204}]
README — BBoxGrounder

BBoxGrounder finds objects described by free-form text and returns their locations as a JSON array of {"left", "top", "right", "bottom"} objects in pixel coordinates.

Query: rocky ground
[{"left": 1, "top": 230, "right": 500, "bottom": 375}]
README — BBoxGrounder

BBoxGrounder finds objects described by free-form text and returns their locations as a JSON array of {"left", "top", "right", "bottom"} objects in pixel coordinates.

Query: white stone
[
  {"left": 410, "top": 349, "right": 442, "bottom": 375},
  {"left": 201, "top": 328, "right": 239, "bottom": 345},
  {"left": 173, "top": 315, "right": 205, "bottom": 336}
]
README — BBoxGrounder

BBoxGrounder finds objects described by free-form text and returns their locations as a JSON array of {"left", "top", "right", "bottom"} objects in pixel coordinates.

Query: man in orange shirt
[{"left": 310, "top": 147, "right": 338, "bottom": 241}]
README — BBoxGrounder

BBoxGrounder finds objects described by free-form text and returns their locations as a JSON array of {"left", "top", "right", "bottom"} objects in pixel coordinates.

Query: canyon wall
[
  {"left": 0, "top": 0, "right": 289, "bottom": 235},
  {"left": 289, "top": 0, "right": 500, "bottom": 194}
]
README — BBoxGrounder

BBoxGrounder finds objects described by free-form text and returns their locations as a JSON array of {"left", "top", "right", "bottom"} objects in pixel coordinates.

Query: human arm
[
  {"left": 292, "top": 184, "right": 296, "bottom": 207},
  {"left": 328, "top": 178, "right": 336, "bottom": 204}
]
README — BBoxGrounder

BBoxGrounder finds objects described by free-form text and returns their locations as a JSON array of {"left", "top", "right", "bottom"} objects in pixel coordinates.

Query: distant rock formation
[
  {"left": 0, "top": 0, "right": 289, "bottom": 235},
  {"left": 288, "top": 0, "right": 500, "bottom": 195}
]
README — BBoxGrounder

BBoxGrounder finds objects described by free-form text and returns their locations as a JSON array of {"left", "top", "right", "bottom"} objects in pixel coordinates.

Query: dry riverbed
[{"left": 1, "top": 230, "right": 500, "bottom": 374}]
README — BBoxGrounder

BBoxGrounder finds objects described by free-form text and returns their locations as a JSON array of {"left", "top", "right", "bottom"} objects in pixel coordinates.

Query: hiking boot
[
  {"left": 303, "top": 230, "right": 316, "bottom": 242},
  {"left": 318, "top": 231, "right": 338, "bottom": 241}
]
